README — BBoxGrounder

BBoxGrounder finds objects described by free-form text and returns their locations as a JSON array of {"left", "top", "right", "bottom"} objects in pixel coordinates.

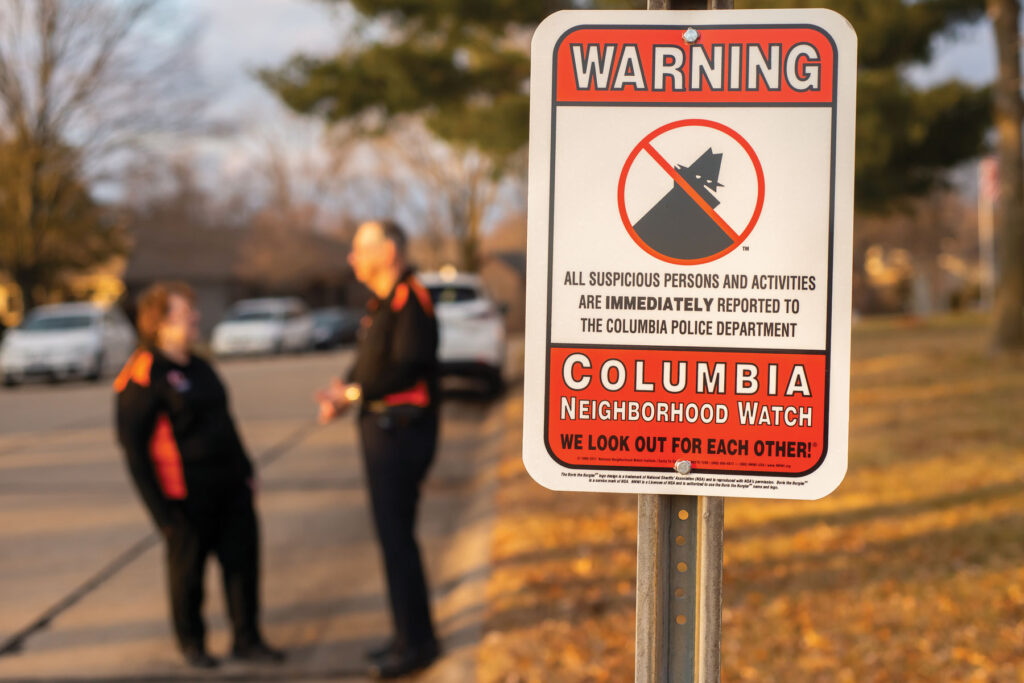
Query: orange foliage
[{"left": 477, "top": 315, "right": 1024, "bottom": 682}]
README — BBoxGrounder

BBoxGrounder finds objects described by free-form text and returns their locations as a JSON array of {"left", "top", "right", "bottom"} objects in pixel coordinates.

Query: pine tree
[{"left": 263, "top": 1, "right": 990, "bottom": 214}]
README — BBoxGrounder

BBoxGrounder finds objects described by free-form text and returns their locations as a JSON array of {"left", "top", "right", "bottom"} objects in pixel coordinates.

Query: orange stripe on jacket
[
  {"left": 149, "top": 414, "right": 187, "bottom": 499},
  {"left": 407, "top": 277, "right": 434, "bottom": 316},
  {"left": 390, "top": 278, "right": 434, "bottom": 316},
  {"left": 390, "top": 283, "right": 410, "bottom": 312},
  {"left": 384, "top": 380, "right": 431, "bottom": 407},
  {"left": 113, "top": 350, "right": 153, "bottom": 393}
]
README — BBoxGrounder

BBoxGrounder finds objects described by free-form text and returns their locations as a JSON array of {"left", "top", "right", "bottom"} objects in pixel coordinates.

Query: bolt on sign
[{"left": 523, "top": 10, "right": 857, "bottom": 500}]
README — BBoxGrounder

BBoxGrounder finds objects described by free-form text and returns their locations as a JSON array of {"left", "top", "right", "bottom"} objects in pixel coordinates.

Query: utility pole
[
  {"left": 987, "top": 0, "right": 1024, "bottom": 348},
  {"left": 635, "top": 2, "right": 730, "bottom": 680}
]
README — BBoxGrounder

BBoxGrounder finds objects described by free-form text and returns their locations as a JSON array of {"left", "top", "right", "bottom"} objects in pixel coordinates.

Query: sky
[
  {"left": 905, "top": 19, "right": 996, "bottom": 88},
  {"left": 167, "top": 0, "right": 346, "bottom": 184},
  {"left": 179, "top": 0, "right": 349, "bottom": 129}
]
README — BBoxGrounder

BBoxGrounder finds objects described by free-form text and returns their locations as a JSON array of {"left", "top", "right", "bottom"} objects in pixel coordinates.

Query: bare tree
[
  {"left": 231, "top": 116, "right": 507, "bottom": 272},
  {"left": 235, "top": 142, "right": 327, "bottom": 291},
  {"left": 988, "top": 0, "right": 1024, "bottom": 347},
  {"left": 382, "top": 120, "right": 501, "bottom": 272},
  {"left": 0, "top": 0, "right": 201, "bottom": 307}
]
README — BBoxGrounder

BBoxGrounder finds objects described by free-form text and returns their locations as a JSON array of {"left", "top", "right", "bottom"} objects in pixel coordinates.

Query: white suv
[{"left": 418, "top": 270, "right": 506, "bottom": 395}]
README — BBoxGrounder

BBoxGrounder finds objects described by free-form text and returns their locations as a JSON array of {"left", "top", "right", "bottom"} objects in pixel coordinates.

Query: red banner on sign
[
  {"left": 554, "top": 26, "right": 835, "bottom": 105},
  {"left": 546, "top": 346, "right": 827, "bottom": 474}
]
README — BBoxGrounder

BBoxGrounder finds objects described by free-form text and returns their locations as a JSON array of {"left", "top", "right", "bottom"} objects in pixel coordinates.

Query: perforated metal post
[
  {"left": 636, "top": 495, "right": 724, "bottom": 682},
  {"left": 636, "top": 2, "right": 729, "bottom": 682}
]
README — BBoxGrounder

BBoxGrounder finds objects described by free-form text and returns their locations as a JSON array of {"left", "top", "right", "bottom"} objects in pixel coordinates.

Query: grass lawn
[{"left": 477, "top": 313, "right": 1024, "bottom": 683}]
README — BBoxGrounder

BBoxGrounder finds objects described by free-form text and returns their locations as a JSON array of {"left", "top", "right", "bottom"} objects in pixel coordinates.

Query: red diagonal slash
[{"left": 641, "top": 142, "right": 740, "bottom": 242}]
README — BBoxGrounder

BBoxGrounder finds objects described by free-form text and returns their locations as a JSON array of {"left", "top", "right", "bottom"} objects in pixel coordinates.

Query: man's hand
[
  {"left": 317, "top": 396, "right": 340, "bottom": 425},
  {"left": 314, "top": 379, "right": 360, "bottom": 425}
]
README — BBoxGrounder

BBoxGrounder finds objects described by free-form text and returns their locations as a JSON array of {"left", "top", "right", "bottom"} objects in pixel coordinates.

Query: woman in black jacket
[{"left": 115, "top": 282, "right": 282, "bottom": 668}]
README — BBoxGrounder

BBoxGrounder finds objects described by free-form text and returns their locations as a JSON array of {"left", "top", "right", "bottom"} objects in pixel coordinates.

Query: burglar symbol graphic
[
  {"left": 633, "top": 148, "right": 731, "bottom": 261},
  {"left": 617, "top": 119, "right": 765, "bottom": 265}
]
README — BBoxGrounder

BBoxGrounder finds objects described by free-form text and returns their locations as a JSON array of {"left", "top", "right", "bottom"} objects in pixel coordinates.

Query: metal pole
[
  {"left": 695, "top": 496, "right": 724, "bottom": 681},
  {"left": 635, "top": 1, "right": 727, "bottom": 680},
  {"left": 636, "top": 494, "right": 723, "bottom": 682}
]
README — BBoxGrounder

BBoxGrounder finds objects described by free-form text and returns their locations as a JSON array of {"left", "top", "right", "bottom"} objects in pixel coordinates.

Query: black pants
[
  {"left": 359, "top": 410, "right": 438, "bottom": 651},
  {"left": 164, "top": 481, "right": 261, "bottom": 653}
]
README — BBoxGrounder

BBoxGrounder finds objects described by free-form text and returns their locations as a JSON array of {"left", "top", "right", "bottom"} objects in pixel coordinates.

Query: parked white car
[
  {"left": 210, "top": 297, "right": 315, "bottom": 356},
  {"left": 0, "top": 302, "right": 136, "bottom": 386},
  {"left": 419, "top": 270, "right": 507, "bottom": 395}
]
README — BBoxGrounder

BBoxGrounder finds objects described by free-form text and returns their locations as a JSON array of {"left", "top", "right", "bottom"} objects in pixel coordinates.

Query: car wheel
[
  {"left": 86, "top": 352, "right": 104, "bottom": 381},
  {"left": 2, "top": 374, "right": 18, "bottom": 388},
  {"left": 485, "top": 367, "right": 505, "bottom": 398}
]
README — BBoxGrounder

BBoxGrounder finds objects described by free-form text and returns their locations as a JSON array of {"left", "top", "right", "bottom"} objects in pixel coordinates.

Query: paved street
[{"left": 0, "top": 349, "right": 513, "bottom": 681}]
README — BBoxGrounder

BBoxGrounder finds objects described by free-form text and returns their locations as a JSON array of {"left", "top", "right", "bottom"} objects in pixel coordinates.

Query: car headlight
[{"left": 0, "top": 344, "right": 19, "bottom": 363}]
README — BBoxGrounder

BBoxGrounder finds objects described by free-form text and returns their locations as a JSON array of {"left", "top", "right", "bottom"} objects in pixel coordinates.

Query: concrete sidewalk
[{"left": 0, "top": 352, "right": 507, "bottom": 681}]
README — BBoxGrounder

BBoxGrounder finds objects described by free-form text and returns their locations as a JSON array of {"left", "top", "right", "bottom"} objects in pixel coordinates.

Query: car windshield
[
  {"left": 427, "top": 286, "right": 479, "bottom": 304},
  {"left": 229, "top": 310, "right": 281, "bottom": 322},
  {"left": 21, "top": 314, "right": 95, "bottom": 331},
  {"left": 313, "top": 310, "right": 341, "bottom": 323}
]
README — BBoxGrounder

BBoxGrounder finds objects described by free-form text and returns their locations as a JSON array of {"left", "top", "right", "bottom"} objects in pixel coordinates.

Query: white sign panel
[{"left": 523, "top": 10, "right": 857, "bottom": 500}]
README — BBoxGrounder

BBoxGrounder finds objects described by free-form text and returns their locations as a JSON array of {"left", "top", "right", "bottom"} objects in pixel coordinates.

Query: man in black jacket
[{"left": 316, "top": 220, "right": 440, "bottom": 679}]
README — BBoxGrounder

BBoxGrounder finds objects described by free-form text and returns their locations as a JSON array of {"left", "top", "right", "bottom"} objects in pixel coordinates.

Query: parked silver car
[
  {"left": 0, "top": 302, "right": 136, "bottom": 386},
  {"left": 210, "top": 297, "right": 315, "bottom": 356}
]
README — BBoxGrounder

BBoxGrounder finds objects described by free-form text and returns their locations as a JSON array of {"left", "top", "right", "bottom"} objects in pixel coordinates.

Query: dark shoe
[
  {"left": 368, "top": 641, "right": 440, "bottom": 679},
  {"left": 183, "top": 647, "right": 219, "bottom": 669},
  {"left": 231, "top": 639, "right": 286, "bottom": 663},
  {"left": 365, "top": 638, "right": 397, "bottom": 661}
]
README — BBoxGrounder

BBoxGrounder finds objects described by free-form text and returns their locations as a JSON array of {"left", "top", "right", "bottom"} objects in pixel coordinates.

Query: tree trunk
[
  {"left": 455, "top": 169, "right": 487, "bottom": 273},
  {"left": 460, "top": 230, "right": 480, "bottom": 273},
  {"left": 12, "top": 267, "right": 42, "bottom": 311},
  {"left": 646, "top": 0, "right": 733, "bottom": 8},
  {"left": 989, "top": 0, "right": 1024, "bottom": 348}
]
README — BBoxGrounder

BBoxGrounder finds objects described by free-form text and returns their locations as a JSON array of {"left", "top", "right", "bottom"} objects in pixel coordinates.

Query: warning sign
[{"left": 523, "top": 10, "right": 857, "bottom": 500}]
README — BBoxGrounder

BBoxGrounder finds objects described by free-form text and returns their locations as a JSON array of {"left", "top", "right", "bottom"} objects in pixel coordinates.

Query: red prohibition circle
[{"left": 617, "top": 119, "right": 765, "bottom": 266}]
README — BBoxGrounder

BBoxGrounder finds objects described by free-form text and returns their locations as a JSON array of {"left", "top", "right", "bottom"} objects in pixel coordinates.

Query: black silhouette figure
[{"left": 633, "top": 148, "right": 733, "bottom": 260}]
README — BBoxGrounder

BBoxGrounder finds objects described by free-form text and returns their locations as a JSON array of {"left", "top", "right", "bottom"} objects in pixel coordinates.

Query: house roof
[
  {"left": 124, "top": 224, "right": 351, "bottom": 287},
  {"left": 123, "top": 224, "right": 243, "bottom": 284}
]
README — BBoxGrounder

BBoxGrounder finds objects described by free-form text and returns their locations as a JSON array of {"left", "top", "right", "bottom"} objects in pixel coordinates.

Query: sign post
[
  {"left": 524, "top": 5, "right": 856, "bottom": 682},
  {"left": 635, "top": 3, "right": 727, "bottom": 682},
  {"left": 636, "top": 493, "right": 724, "bottom": 681}
]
